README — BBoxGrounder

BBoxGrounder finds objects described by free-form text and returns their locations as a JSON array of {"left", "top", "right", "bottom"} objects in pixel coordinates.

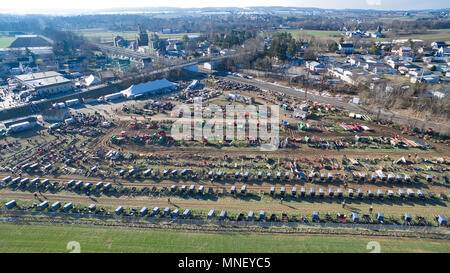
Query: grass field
[{"left": 0, "top": 223, "right": 449, "bottom": 253}]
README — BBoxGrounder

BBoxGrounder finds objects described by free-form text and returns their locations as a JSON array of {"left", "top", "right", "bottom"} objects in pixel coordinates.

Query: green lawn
[{"left": 0, "top": 223, "right": 449, "bottom": 253}]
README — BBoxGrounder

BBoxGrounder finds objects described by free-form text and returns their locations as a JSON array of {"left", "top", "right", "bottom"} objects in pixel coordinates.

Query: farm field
[
  {"left": 0, "top": 223, "right": 448, "bottom": 253},
  {"left": 0, "top": 37, "right": 15, "bottom": 48}
]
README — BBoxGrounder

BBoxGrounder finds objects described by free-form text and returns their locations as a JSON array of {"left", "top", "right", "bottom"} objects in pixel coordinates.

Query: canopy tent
[
  {"left": 121, "top": 78, "right": 176, "bottom": 98},
  {"left": 85, "top": 74, "right": 101, "bottom": 86}
]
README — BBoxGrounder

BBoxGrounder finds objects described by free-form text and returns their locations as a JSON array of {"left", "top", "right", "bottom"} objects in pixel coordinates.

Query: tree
[{"left": 328, "top": 42, "right": 338, "bottom": 52}]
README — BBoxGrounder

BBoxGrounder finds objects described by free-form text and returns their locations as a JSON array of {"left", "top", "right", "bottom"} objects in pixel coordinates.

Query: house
[
  {"left": 338, "top": 42, "right": 354, "bottom": 54},
  {"left": 306, "top": 61, "right": 325, "bottom": 72}
]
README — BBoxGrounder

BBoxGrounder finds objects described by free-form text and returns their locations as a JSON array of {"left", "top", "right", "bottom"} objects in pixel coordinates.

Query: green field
[
  {"left": 0, "top": 37, "right": 15, "bottom": 48},
  {"left": 0, "top": 223, "right": 449, "bottom": 253}
]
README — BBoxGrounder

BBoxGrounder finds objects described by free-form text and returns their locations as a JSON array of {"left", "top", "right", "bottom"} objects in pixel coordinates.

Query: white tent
[
  {"left": 85, "top": 74, "right": 101, "bottom": 86},
  {"left": 120, "top": 78, "right": 176, "bottom": 98}
]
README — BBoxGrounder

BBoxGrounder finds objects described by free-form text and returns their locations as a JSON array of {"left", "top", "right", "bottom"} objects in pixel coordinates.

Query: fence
[{"left": 0, "top": 208, "right": 447, "bottom": 235}]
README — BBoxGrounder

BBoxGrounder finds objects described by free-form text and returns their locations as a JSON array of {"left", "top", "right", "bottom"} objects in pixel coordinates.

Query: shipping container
[
  {"left": 5, "top": 200, "right": 16, "bottom": 209},
  {"left": 51, "top": 201, "right": 61, "bottom": 210},
  {"left": 65, "top": 99, "right": 80, "bottom": 107},
  {"left": 38, "top": 201, "right": 49, "bottom": 210}
]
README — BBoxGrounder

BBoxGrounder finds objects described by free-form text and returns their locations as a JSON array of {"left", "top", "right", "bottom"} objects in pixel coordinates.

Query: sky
[{"left": 0, "top": 0, "right": 449, "bottom": 13}]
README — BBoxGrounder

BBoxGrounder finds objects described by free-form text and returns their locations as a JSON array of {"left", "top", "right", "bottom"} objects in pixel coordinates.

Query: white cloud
[{"left": 366, "top": 0, "right": 381, "bottom": 6}]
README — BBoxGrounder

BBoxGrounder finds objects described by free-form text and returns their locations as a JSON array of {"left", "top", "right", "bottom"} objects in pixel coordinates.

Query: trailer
[
  {"left": 367, "top": 190, "right": 374, "bottom": 197},
  {"left": 377, "top": 189, "right": 384, "bottom": 198},
  {"left": 5, "top": 200, "right": 16, "bottom": 209},
  {"left": 270, "top": 186, "right": 275, "bottom": 195},
  {"left": 377, "top": 212, "right": 384, "bottom": 223},
  {"left": 140, "top": 207, "right": 148, "bottom": 216},
  {"left": 2, "top": 176, "right": 12, "bottom": 183},
  {"left": 181, "top": 185, "right": 187, "bottom": 192},
  {"left": 280, "top": 186, "right": 286, "bottom": 196},
  {"left": 11, "top": 177, "right": 21, "bottom": 184},
  {"left": 327, "top": 173, "right": 333, "bottom": 181},
  {"left": 266, "top": 172, "right": 272, "bottom": 179},
  {"left": 243, "top": 171, "right": 250, "bottom": 180},
  {"left": 67, "top": 180, "right": 75, "bottom": 187},
  {"left": 183, "top": 209, "right": 191, "bottom": 219},
  {"left": 437, "top": 215, "right": 447, "bottom": 226},
  {"left": 63, "top": 203, "right": 73, "bottom": 212},
  {"left": 171, "top": 185, "right": 177, "bottom": 192},
  {"left": 207, "top": 209, "right": 215, "bottom": 219},
  {"left": 104, "top": 183, "right": 112, "bottom": 189},
  {"left": 41, "top": 179, "right": 50, "bottom": 186},
  {"left": 163, "top": 207, "right": 171, "bottom": 217},
  {"left": 337, "top": 188, "right": 343, "bottom": 197},
  {"left": 300, "top": 187, "right": 306, "bottom": 197},
  {"left": 259, "top": 210, "right": 266, "bottom": 221},
  {"left": 104, "top": 92, "right": 124, "bottom": 101},
  {"left": 417, "top": 190, "right": 425, "bottom": 198},
  {"left": 172, "top": 209, "right": 180, "bottom": 219},
  {"left": 95, "top": 182, "right": 103, "bottom": 189},
  {"left": 348, "top": 188, "right": 354, "bottom": 197},
  {"left": 403, "top": 213, "right": 412, "bottom": 222},
  {"left": 198, "top": 185, "right": 204, "bottom": 194},
  {"left": 406, "top": 188, "right": 415, "bottom": 197},
  {"left": 88, "top": 204, "right": 96, "bottom": 211},
  {"left": 75, "top": 181, "right": 83, "bottom": 188},
  {"left": 181, "top": 169, "right": 188, "bottom": 176},
  {"left": 38, "top": 201, "right": 49, "bottom": 210},
  {"left": 20, "top": 178, "right": 29, "bottom": 185},
  {"left": 7, "top": 121, "right": 32, "bottom": 134},
  {"left": 257, "top": 171, "right": 263, "bottom": 179},
  {"left": 241, "top": 185, "right": 247, "bottom": 194},
  {"left": 328, "top": 188, "right": 334, "bottom": 197},
  {"left": 171, "top": 169, "right": 178, "bottom": 176},
  {"left": 152, "top": 207, "right": 160, "bottom": 216},
  {"left": 358, "top": 188, "right": 364, "bottom": 197},
  {"left": 248, "top": 211, "right": 255, "bottom": 221},
  {"left": 143, "top": 169, "right": 153, "bottom": 176},
  {"left": 189, "top": 184, "right": 195, "bottom": 193},
  {"left": 65, "top": 98, "right": 80, "bottom": 107},
  {"left": 387, "top": 190, "right": 394, "bottom": 198},
  {"left": 398, "top": 188, "right": 406, "bottom": 197},
  {"left": 219, "top": 210, "right": 227, "bottom": 220},
  {"left": 84, "top": 182, "right": 92, "bottom": 189},
  {"left": 351, "top": 212, "right": 359, "bottom": 222},
  {"left": 292, "top": 187, "right": 297, "bottom": 196},
  {"left": 318, "top": 188, "right": 325, "bottom": 197},
  {"left": 115, "top": 206, "right": 123, "bottom": 215},
  {"left": 51, "top": 201, "right": 61, "bottom": 210},
  {"left": 310, "top": 187, "right": 316, "bottom": 197},
  {"left": 371, "top": 174, "right": 377, "bottom": 182},
  {"left": 312, "top": 211, "right": 319, "bottom": 222},
  {"left": 425, "top": 174, "right": 432, "bottom": 182}
]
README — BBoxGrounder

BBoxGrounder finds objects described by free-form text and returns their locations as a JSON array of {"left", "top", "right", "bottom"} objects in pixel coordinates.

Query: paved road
[{"left": 221, "top": 75, "right": 450, "bottom": 135}]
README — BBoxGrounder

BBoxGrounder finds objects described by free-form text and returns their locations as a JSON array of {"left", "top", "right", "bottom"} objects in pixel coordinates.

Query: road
[{"left": 221, "top": 75, "right": 450, "bottom": 135}]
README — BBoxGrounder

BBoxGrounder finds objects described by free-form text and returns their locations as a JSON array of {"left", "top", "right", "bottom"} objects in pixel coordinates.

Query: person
[
  {"left": 369, "top": 206, "right": 373, "bottom": 214},
  {"left": 342, "top": 200, "right": 346, "bottom": 208},
  {"left": 280, "top": 197, "right": 283, "bottom": 204},
  {"left": 168, "top": 198, "right": 171, "bottom": 204}
]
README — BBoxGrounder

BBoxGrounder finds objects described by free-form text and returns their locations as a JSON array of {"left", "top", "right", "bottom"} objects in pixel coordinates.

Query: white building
[
  {"left": 15, "top": 71, "right": 73, "bottom": 97},
  {"left": 120, "top": 78, "right": 177, "bottom": 99}
]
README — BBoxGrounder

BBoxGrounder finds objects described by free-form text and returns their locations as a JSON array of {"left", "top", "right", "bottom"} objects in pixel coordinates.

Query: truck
[
  {"left": 7, "top": 121, "right": 32, "bottom": 134},
  {"left": 65, "top": 99, "right": 80, "bottom": 107},
  {"left": 103, "top": 92, "right": 124, "bottom": 101}
]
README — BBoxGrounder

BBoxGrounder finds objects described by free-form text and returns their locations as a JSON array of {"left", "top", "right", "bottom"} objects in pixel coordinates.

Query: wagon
[
  {"left": 189, "top": 185, "right": 195, "bottom": 193},
  {"left": 163, "top": 170, "right": 170, "bottom": 176},
  {"left": 63, "top": 203, "right": 73, "bottom": 212},
  {"left": 351, "top": 212, "right": 359, "bottom": 222},
  {"left": 51, "top": 201, "right": 61, "bottom": 211},
  {"left": 337, "top": 188, "right": 343, "bottom": 197},
  {"left": 312, "top": 211, "right": 319, "bottom": 222},
  {"left": 163, "top": 207, "right": 171, "bottom": 217},
  {"left": 128, "top": 169, "right": 136, "bottom": 176},
  {"left": 257, "top": 171, "right": 263, "bottom": 179},
  {"left": 387, "top": 174, "right": 394, "bottom": 182},
  {"left": 267, "top": 172, "right": 272, "bottom": 179},
  {"left": 198, "top": 185, "right": 205, "bottom": 194},
  {"left": 425, "top": 174, "right": 432, "bottom": 182},
  {"left": 170, "top": 185, "right": 177, "bottom": 192},
  {"left": 308, "top": 172, "right": 314, "bottom": 181},
  {"left": 360, "top": 173, "right": 366, "bottom": 181},
  {"left": 292, "top": 187, "right": 297, "bottom": 196},
  {"left": 5, "top": 200, "right": 16, "bottom": 209},
  {"left": 284, "top": 172, "right": 290, "bottom": 179},
  {"left": 104, "top": 183, "right": 112, "bottom": 189},
  {"left": 270, "top": 186, "right": 275, "bottom": 195},
  {"left": 181, "top": 185, "right": 187, "bottom": 192},
  {"left": 216, "top": 170, "right": 223, "bottom": 178},
  {"left": 140, "top": 207, "right": 148, "bottom": 216},
  {"left": 84, "top": 182, "right": 92, "bottom": 189},
  {"left": 404, "top": 175, "right": 411, "bottom": 182},
  {"left": 41, "top": 179, "right": 50, "bottom": 186},
  {"left": 115, "top": 206, "right": 123, "bottom": 215},
  {"left": 377, "top": 212, "right": 384, "bottom": 223},
  {"left": 95, "top": 182, "right": 103, "bottom": 189},
  {"left": 152, "top": 207, "right": 160, "bottom": 216},
  {"left": 280, "top": 186, "right": 286, "bottom": 196},
  {"left": 207, "top": 209, "right": 215, "bottom": 219},
  {"left": 276, "top": 172, "right": 281, "bottom": 179},
  {"left": 90, "top": 166, "right": 98, "bottom": 172},
  {"left": 259, "top": 210, "right": 265, "bottom": 221},
  {"left": 310, "top": 187, "right": 316, "bottom": 197},
  {"left": 88, "top": 204, "right": 96, "bottom": 211},
  {"left": 75, "top": 181, "right": 83, "bottom": 188},
  {"left": 171, "top": 169, "right": 178, "bottom": 176},
  {"left": 172, "top": 209, "right": 179, "bottom": 219},
  {"left": 208, "top": 171, "right": 214, "bottom": 178},
  {"left": 396, "top": 174, "right": 403, "bottom": 182},
  {"left": 38, "top": 201, "right": 49, "bottom": 210},
  {"left": 119, "top": 170, "right": 126, "bottom": 176},
  {"left": 181, "top": 169, "right": 188, "bottom": 176},
  {"left": 20, "top": 178, "right": 29, "bottom": 185},
  {"left": 235, "top": 171, "right": 240, "bottom": 179},
  {"left": 230, "top": 185, "right": 236, "bottom": 194},
  {"left": 403, "top": 213, "right": 412, "bottom": 222},
  {"left": 348, "top": 188, "right": 354, "bottom": 197},
  {"left": 367, "top": 190, "right": 374, "bottom": 197},
  {"left": 398, "top": 188, "right": 406, "bottom": 197},
  {"left": 387, "top": 190, "right": 394, "bottom": 198},
  {"left": 241, "top": 185, "right": 247, "bottom": 194}
]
